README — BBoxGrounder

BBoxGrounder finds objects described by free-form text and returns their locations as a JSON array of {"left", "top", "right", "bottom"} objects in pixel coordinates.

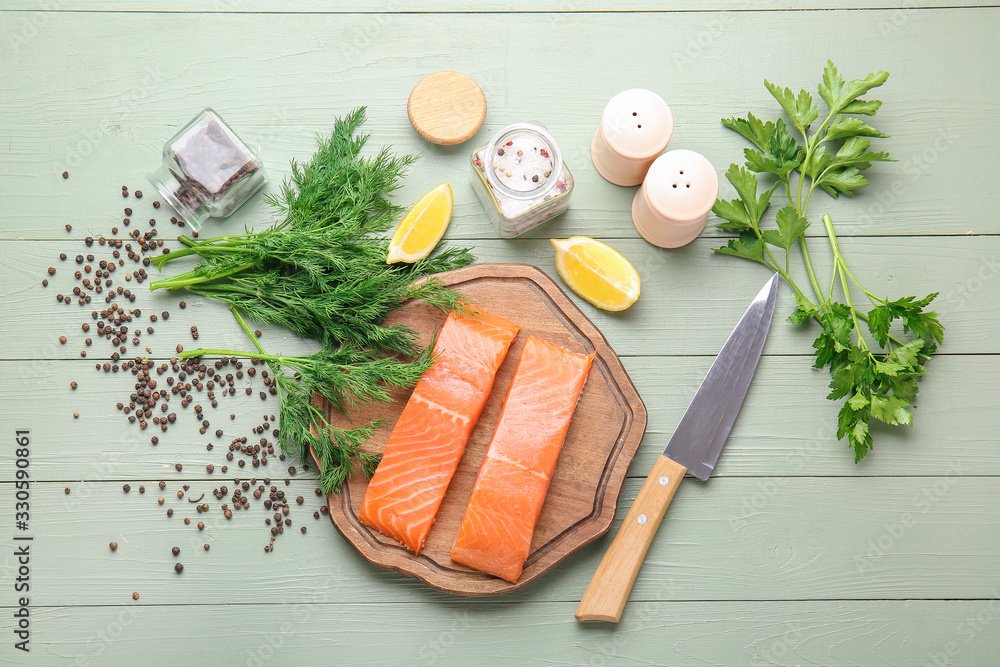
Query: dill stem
[
  {"left": 149, "top": 262, "right": 254, "bottom": 291},
  {"left": 231, "top": 307, "right": 268, "bottom": 356},
  {"left": 179, "top": 348, "right": 260, "bottom": 361}
]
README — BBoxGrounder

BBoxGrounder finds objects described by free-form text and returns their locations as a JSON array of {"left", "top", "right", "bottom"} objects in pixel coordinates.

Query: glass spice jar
[
  {"left": 470, "top": 122, "right": 574, "bottom": 238},
  {"left": 147, "top": 108, "right": 267, "bottom": 231}
]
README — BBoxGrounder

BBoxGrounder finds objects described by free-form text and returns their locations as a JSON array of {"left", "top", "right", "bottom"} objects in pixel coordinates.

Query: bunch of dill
[{"left": 154, "top": 107, "right": 474, "bottom": 492}]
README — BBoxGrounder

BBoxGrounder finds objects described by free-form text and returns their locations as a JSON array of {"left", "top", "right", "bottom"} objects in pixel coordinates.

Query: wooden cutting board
[{"left": 310, "top": 263, "right": 647, "bottom": 595}]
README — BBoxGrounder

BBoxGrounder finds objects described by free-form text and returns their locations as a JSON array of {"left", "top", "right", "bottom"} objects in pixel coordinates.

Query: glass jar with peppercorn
[{"left": 148, "top": 108, "right": 267, "bottom": 231}]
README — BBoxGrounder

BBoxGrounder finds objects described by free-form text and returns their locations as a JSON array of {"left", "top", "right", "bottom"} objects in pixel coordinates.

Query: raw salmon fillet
[
  {"left": 359, "top": 308, "right": 519, "bottom": 554},
  {"left": 450, "top": 335, "right": 594, "bottom": 583}
]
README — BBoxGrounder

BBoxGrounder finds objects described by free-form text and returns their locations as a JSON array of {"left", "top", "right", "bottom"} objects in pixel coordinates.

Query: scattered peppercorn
[
  {"left": 109, "top": 542, "right": 118, "bottom": 551},
  {"left": 62, "top": 171, "right": 69, "bottom": 179},
  {"left": 122, "top": 484, "right": 130, "bottom": 493},
  {"left": 174, "top": 563, "right": 183, "bottom": 573},
  {"left": 135, "top": 190, "right": 142, "bottom": 198},
  {"left": 70, "top": 381, "right": 78, "bottom": 390},
  {"left": 197, "top": 522, "right": 205, "bottom": 530},
  {"left": 172, "top": 546, "right": 180, "bottom": 556},
  {"left": 132, "top": 592, "right": 139, "bottom": 600}
]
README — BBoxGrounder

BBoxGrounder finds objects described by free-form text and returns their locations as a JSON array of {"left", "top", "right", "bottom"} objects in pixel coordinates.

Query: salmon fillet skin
[
  {"left": 359, "top": 309, "right": 519, "bottom": 554},
  {"left": 450, "top": 335, "right": 594, "bottom": 582}
]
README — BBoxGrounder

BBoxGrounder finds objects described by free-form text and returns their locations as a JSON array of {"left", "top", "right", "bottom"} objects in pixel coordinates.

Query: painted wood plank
[
  {"left": 15, "top": 600, "right": 1000, "bottom": 667},
  {"left": 2, "top": 476, "right": 997, "bottom": 606},
  {"left": 0, "top": 352, "right": 994, "bottom": 480},
  {"left": 1, "top": 10, "right": 997, "bottom": 239},
  {"left": 4, "top": 1, "right": 997, "bottom": 12},
  {"left": 2, "top": 236, "right": 996, "bottom": 358}
]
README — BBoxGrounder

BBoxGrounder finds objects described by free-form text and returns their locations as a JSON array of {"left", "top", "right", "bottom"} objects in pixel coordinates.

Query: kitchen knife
[{"left": 576, "top": 273, "right": 779, "bottom": 623}]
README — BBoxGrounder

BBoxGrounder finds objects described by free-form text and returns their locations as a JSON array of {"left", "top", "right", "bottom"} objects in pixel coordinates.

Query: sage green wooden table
[{"left": 2, "top": 3, "right": 998, "bottom": 665}]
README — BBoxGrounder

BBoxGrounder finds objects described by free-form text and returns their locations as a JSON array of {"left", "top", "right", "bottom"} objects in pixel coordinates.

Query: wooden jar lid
[{"left": 407, "top": 71, "right": 487, "bottom": 145}]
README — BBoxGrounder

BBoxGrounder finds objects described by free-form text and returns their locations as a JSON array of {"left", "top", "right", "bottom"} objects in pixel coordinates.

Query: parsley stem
[
  {"left": 840, "top": 262, "right": 885, "bottom": 305},
  {"left": 750, "top": 226, "right": 811, "bottom": 306},
  {"left": 823, "top": 214, "right": 868, "bottom": 349},
  {"left": 799, "top": 236, "right": 827, "bottom": 311}
]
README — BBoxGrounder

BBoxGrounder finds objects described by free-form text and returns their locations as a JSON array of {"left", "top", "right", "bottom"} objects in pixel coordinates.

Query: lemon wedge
[
  {"left": 387, "top": 183, "right": 454, "bottom": 264},
  {"left": 551, "top": 236, "right": 641, "bottom": 311}
]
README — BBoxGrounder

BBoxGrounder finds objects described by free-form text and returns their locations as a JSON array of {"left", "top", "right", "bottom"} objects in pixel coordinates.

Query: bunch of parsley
[{"left": 712, "top": 61, "right": 944, "bottom": 462}]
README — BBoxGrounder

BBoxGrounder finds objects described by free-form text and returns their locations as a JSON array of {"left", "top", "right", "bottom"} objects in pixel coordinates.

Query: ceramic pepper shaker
[
  {"left": 631, "top": 149, "right": 718, "bottom": 248},
  {"left": 591, "top": 89, "right": 673, "bottom": 187}
]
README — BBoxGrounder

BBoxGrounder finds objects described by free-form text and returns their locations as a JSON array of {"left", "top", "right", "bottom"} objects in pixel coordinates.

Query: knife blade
[{"left": 575, "top": 273, "right": 779, "bottom": 623}]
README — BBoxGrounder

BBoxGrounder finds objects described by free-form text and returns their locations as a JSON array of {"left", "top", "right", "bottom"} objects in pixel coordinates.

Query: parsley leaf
[
  {"left": 764, "top": 80, "right": 819, "bottom": 136},
  {"left": 761, "top": 205, "right": 810, "bottom": 250}
]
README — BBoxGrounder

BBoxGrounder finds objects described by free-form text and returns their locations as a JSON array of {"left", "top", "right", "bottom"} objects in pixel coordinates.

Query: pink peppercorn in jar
[
  {"left": 147, "top": 108, "right": 267, "bottom": 231},
  {"left": 470, "top": 122, "right": 574, "bottom": 238}
]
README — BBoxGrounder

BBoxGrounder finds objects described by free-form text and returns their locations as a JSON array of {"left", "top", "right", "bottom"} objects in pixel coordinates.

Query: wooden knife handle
[{"left": 575, "top": 454, "right": 686, "bottom": 623}]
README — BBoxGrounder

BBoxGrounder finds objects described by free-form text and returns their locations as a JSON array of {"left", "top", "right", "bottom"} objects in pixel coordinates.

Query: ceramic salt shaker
[
  {"left": 591, "top": 89, "right": 673, "bottom": 187},
  {"left": 631, "top": 149, "right": 718, "bottom": 248}
]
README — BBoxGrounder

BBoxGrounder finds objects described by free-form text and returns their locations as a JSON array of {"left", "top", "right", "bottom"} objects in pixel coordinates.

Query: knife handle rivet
[
  {"left": 658, "top": 475, "right": 669, "bottom": 486},
  {"left": 637, "top": 514, "right": 648, "bottom": 525}
]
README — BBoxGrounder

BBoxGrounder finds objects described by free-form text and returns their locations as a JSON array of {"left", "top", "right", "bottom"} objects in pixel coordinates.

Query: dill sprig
[
  {"left": 182, "top": 309, "right": 436, "bottom": 494},
  {"left": 176, "top": 248, "right": 471, "bottom": 355}
]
